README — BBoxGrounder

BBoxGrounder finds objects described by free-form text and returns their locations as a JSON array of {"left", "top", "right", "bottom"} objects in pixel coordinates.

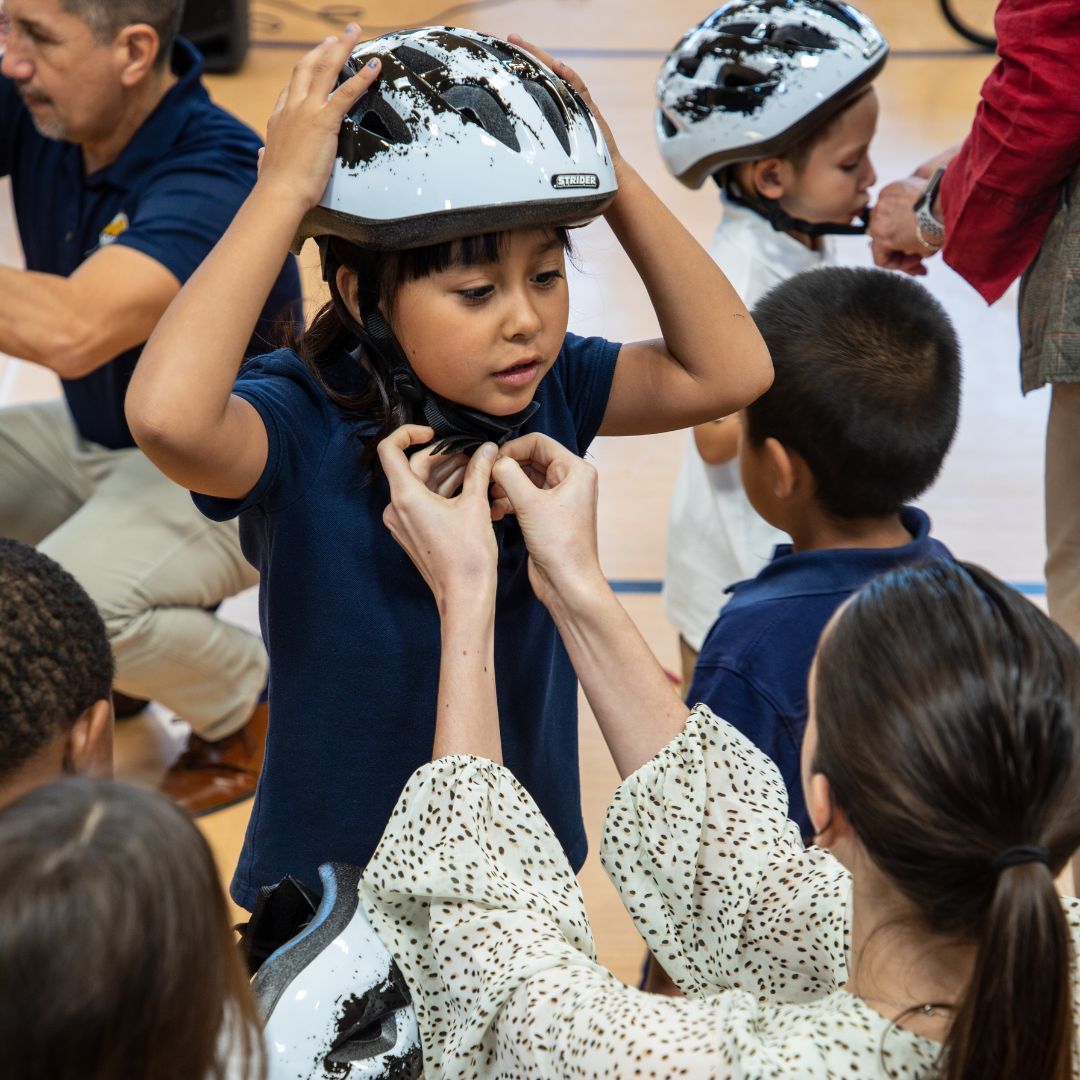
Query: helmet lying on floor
[{"left": 252, "top": 863, "right": 423, "bottom": 1079}]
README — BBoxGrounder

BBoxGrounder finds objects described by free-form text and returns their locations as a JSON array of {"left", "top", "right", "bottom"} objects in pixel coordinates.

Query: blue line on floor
[
  {"left": 608, "top": 579, "right": 1047, "bottom": 597},
  {"left": 609, "top": 580, "right": 663, "bottom": 594}
]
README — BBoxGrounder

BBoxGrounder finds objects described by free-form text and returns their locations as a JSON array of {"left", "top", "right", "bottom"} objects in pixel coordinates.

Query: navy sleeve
[
  {"left": 193, "top": 350, "right": 331, "bottom": 521},
  {"left": 112, "top": 140, "right": 258, "bottom": 287},
  {"left": 556, "top": 332, "right": 620, "bottom": 451}
]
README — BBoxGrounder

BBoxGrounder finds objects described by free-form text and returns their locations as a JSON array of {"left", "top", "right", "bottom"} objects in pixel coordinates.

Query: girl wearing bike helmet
[
  {"left": 657, "top": 0, "right": 886, "bottom": 690},
  {"left": 125, "top": 25, "right": 771, "bottom": 913},
  {"left": 367, "top": 426, "right": 1080, "bottom": 1079}
]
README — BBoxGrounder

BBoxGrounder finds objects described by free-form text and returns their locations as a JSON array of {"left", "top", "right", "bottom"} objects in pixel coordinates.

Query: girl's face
[
  {"left": 390, "top": 229, "right": 570, "bottom": 416},
  {"left": 777, "top": 88, "right": 879, "bottom": 227}
]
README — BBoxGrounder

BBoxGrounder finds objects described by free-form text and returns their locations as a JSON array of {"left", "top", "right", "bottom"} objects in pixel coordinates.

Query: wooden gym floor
[{"left": 0, "top": 0, "right": 1047, "bottom": 983}]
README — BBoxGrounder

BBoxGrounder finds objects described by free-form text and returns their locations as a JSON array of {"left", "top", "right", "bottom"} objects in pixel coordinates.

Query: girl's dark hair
[
  {"left": 813, "top": 561, "right": 1080, "bottom": 1080},
  {"left": 0, "top": 778, "right": 264, "bottom": 1080},
  {"left": 288, "top": 228, "right": 571, "bottom": 472}
]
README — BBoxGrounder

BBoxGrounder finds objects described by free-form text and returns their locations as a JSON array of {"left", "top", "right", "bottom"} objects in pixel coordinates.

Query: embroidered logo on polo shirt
[{"left": 98, "top": 212, "right": 130, "bottom": 247}]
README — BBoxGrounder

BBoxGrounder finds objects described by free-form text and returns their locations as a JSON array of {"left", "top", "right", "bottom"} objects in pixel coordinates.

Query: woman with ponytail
[
  {"left": 811, "top": 561, "right": 1080, "bottom": 1078},
  {"left": 359, "top": 430, "right": 1080, "bottom": 1078}
]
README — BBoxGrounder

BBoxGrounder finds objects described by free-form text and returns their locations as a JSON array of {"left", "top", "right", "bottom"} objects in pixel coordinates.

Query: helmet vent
[
  {"left": 351, "top": 96, "right": 413, "bottom": 145},
  {"left": 523, "top": 80, "right": 571, "bottom": 154},
  {"left": 443, "top": 84, "right": 521, "bottom": 151},
  {"left": 771, "top": 24, "right": 836, "bottom": 49},
  {"left": 391, "top": 44, "right": 443, "bottom": 76},
  {"left": 359, "top": 110, "right": 393, "bottom": 141},
  {"left": 719, "top": 63, "right": 772, "bottom": 89},
  {"left": 676, "top": 54, "right": 703, "bottom": 78}
]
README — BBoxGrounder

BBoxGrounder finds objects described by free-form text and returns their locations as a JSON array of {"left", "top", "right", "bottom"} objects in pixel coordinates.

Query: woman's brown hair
[
  {"left": 0, "top": 778, "right": 264, "bottom": 1080},
  {"left": 813, "top": 561, "right": 1080, "bottom": 1080}
]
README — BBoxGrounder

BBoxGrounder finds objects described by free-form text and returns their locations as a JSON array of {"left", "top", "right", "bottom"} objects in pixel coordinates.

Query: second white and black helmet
[
  {"left": 296, "top": 26, "right": 618, "bottom": 251},
  {"left": 656, "top": 1, "right": 887, "bottom": 188}
]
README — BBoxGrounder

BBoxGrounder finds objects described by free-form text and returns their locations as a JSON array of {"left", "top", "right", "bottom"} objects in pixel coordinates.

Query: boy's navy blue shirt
[
  {"left": 195, "top": 332, "right": 619, "bottom": 910},
  {"left": 687, "top": 507, "right": 952, "bottom": 835},
  {"left": 0, "top": 40, "right": 301, "bottom": 449}
]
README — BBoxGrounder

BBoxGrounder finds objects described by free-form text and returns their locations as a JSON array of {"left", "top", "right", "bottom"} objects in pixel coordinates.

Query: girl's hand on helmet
[
  {"left": 258, "top": 25, "right": 380, "bottom": 214},
  {"left": 507, "top": 34, "right": 624, "bottom": 178},
  {"left": 379, "top": 426, "right": 500, "bottom": 605},
  {"left": 491, "top": 433, "right": 605, "bottom": 610}
]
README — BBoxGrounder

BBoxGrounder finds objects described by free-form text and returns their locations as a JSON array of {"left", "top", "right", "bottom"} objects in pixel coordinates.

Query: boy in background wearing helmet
[
  {"left": 657, "top": 1, "right": 885, "bottom": 690},
  {"left": 125, "top": 26, "right": 772, "bottom": 915}
]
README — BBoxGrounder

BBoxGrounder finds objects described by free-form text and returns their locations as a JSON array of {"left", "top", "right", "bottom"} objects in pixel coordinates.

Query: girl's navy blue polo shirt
[
  {"left": 0, "top": 39, "right": 301, "bottom": 449},
  {"left": 195, "top": 332, "right": 620, "bottom": 910}
]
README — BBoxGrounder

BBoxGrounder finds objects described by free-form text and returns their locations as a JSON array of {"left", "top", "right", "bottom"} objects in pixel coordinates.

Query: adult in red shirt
[{"left": 869, "top": 0, "right": 1080, "bottom": 642}]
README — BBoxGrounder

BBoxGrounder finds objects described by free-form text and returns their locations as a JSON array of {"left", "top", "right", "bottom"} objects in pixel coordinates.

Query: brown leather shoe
[{"left": 160, "top": 702, "right": 269, "bottom": 817}]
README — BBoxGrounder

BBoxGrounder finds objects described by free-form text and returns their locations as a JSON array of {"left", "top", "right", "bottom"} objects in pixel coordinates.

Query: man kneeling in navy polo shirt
[
  {"left": 687, "top": 267, "right": 961, "bottom": 836},
  {"left": 0, "top": 0, "right": 301, "bottom": 814}
]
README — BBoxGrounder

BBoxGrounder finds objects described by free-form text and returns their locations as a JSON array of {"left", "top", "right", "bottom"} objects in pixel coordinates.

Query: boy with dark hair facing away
[
  {"left": 687, "top": 266, "right": 961, "bottom": 835},
  {"left": 0, "top": 539, "right": 114, "bottom": 808}
]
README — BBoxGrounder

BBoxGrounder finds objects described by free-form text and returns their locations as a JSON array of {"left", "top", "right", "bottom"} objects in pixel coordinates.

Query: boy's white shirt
[{"left": 664, "top": 195, "right": 835, "bottom": 654}]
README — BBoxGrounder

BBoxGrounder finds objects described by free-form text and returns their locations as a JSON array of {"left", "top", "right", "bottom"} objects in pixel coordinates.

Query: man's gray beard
[{"left": 29, "top": 112, "right": 69, "bottom": 141}]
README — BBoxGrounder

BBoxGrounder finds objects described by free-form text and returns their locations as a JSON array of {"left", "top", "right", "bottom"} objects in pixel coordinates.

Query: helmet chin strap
[
  {"left": 720, "top": 175, "right": 870, "bottom": 237},
  {"left": 323, "top": 243, "right": 540, "bottom": 455}
]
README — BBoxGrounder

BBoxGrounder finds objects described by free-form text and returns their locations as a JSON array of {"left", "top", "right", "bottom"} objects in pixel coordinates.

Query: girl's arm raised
[
  {"left": 125, "top": 28, "right": 379, "bottom": 499},
  {"left": 510, "top": 37, "right": 773, "bottom": 438}
]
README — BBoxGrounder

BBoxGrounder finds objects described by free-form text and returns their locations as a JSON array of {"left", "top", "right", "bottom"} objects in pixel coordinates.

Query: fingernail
[
  {"left": 367, "top": 57, "right": 380, "bottom": 69},
  {"left": 481, "top": 442, "right": 497, "bottom": 460},
  {"left": 346, "top": 22, "right": 359, "bottom": 32}
]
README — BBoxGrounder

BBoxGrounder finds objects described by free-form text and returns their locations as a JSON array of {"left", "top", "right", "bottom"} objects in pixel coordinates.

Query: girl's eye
[
  {"left": 457, "top": 285, "right": 494, "bottom": 302},
  {"left": 839, "top": 162, "right": 860, "bottom": 173},
  {"left": 533, "top": 270, "right": 564, "bottom": 287}
]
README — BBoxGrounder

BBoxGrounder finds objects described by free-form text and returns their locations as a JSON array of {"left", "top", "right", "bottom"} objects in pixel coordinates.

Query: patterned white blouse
[{"left": 361, "top": 706, "right": 1080, "bottom": 1077}]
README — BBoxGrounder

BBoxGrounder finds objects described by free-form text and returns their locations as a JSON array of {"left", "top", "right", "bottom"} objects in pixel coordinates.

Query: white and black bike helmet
[
  {"left": 296, "top": 26, "right": 617, "bottom": 252},
  {"left": 252, "top": 864, "right": 423, "bottom": 1080},
  {"left": 295, "top": 27, "right": 618, "bottom": 454},
  {"left": 656, "top": 0, "right": 887, "bottom": 189}
]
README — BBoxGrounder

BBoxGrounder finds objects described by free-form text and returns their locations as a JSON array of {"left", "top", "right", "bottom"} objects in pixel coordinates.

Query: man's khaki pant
[
  {"left": 1046, "top": 382, "right": 1080, "bottom": 646},
  {"left": 0, "top": 399, "right": 266, "bottom": 739}
]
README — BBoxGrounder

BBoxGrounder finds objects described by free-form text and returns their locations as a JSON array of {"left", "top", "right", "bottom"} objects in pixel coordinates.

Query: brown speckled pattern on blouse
[{"left": 361, "top": 706, "right": 1080, "bottom": 1078}]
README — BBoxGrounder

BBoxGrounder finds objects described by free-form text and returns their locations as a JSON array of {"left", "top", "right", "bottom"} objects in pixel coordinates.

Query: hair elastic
[{"left": 991, "top": 844, "right": 1050, "bottom": 873}]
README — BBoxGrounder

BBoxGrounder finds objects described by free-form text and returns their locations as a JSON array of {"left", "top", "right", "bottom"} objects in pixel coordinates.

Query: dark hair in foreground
[
  {"left": 60, "top": 0, "right": 182, "bottom": 64},
  {"left": 0, "top": 779, "right": 264, "bottom": 1080},
  {"left": 746, "top": 266, "right": 961, "bottom": 519},
  {"left": 292, "top": 228, "right": 572, "bottom": 471},
  {"left": 0, "top": 540, "right": 113, "bottom": 781},
  {"left": 814, "top": 561, "right": 1080, "bottom": 1080}
]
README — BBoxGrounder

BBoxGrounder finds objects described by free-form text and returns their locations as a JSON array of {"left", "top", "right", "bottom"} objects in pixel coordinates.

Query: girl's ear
[
  {"left": 335, "top": 266, "right": 363, "bottom": 324},
  {"left": 749, "top": 157, "right": 788, "bottom": 201}
]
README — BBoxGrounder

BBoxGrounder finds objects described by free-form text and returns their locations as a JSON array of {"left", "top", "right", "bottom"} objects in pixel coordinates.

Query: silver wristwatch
[{"left": 913, "top": 166, "right": 946, "bottom": 251}]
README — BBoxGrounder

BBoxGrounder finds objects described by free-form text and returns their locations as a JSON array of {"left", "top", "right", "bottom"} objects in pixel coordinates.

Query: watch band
[{"left": 914, "top": 166, "right": 946, "bottom": 250}]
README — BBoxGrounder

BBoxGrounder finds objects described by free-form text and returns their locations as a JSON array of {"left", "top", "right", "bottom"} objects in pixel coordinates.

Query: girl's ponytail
[{"left": 942, "top": 859, "right": 1073, "bottom": 1080}]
